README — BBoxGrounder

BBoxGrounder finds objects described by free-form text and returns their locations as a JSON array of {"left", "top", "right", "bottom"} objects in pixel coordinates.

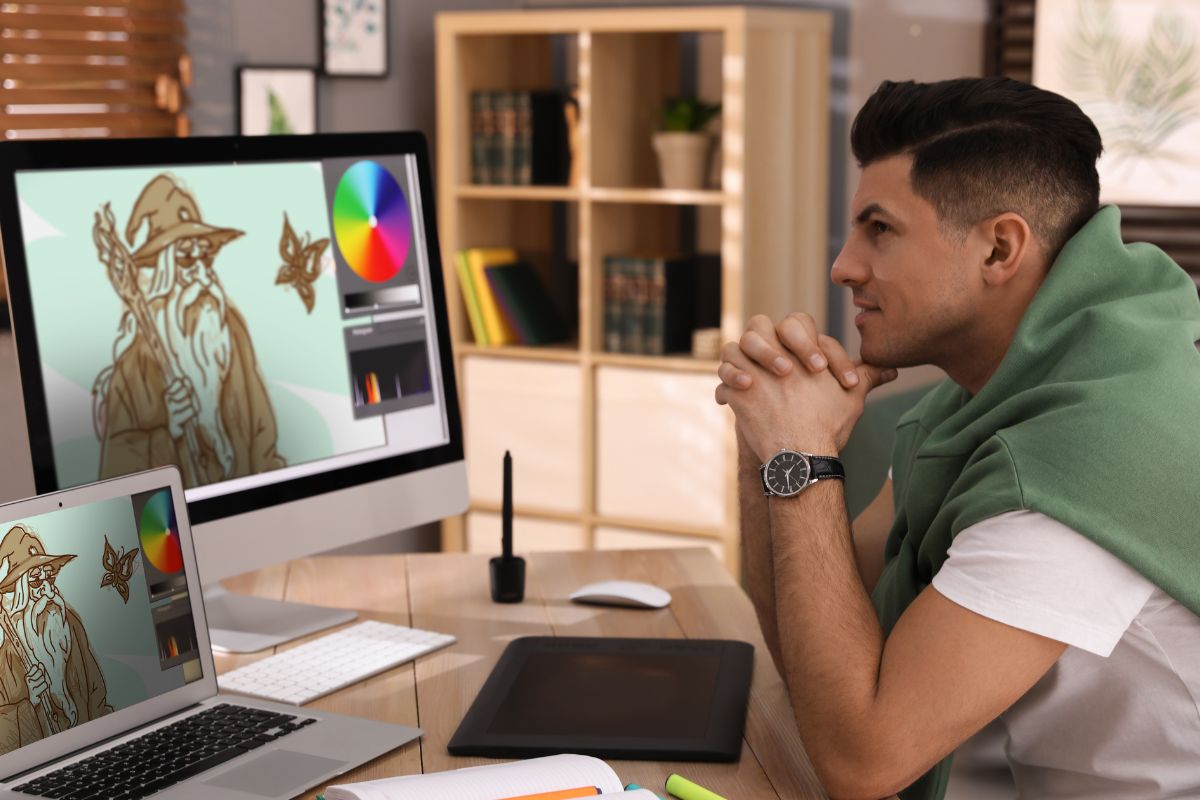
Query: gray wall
[{"left": 187, "top": 0, "right": 520, "bottom": 138}]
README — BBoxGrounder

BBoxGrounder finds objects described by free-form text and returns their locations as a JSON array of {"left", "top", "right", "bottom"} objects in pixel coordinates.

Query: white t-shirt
[{"left": 932, "top": 510, "right": 1200, "bottom": 799}]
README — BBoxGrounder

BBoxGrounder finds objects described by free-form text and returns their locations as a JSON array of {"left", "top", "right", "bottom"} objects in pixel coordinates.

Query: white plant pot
[{"left": 653, "top": 132, "right": 713, "bottom": 190}]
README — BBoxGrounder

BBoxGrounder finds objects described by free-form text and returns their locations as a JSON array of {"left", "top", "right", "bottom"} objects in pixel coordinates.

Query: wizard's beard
[
  {"left": 161, "top": 269, "right": 235, "bottom": 479},
  {"left": 6, "top": 574, "right": 77, "bottom": 727}
]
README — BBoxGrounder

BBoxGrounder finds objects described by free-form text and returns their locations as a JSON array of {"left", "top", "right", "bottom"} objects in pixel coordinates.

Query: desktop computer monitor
[{"left": 0, "top": 131, "right": 467, "bottom": 652}]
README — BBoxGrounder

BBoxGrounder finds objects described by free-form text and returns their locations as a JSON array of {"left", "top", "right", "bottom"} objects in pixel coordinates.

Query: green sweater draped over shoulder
[{"left": 870, "top": 206, "right": 1200, "bottom": 800}]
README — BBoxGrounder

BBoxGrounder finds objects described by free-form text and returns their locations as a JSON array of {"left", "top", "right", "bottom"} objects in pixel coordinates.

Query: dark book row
[
  {"left": 603, "top": 254, "right": 721, "bottom": 356},
  {"left": 470, "top": 91, "right": 575, "bottom": 186}
]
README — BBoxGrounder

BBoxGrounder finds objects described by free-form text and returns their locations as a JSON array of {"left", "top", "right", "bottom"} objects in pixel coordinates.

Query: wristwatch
[{"left": 759, "top": 449, "right": 845, "bottom": 497}]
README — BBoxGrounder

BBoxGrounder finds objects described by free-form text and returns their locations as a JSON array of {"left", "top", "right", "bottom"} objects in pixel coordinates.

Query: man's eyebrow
[{"left": 853, "top": 203, "right": 895, "bottom": 225}]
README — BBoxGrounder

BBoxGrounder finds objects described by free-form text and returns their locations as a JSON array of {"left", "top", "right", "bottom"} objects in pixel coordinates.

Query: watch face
[{"left": 765, "top": 451, "right": 811, "bottom": 496}]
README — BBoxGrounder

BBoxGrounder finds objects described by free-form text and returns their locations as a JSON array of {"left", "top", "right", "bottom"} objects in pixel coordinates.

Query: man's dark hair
[{"left": 851, "top": 77, "right": 1102, "bottom": 258}]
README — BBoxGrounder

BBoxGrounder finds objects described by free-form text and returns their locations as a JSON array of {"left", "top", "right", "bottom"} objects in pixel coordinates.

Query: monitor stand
[{"left": 203, "top": 584, "right": 357, "bottom": 653}]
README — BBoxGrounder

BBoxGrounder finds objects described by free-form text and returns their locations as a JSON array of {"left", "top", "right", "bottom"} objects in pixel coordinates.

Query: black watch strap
[{"left": 810, "top": 455, "right": 845, "bottom": 481}]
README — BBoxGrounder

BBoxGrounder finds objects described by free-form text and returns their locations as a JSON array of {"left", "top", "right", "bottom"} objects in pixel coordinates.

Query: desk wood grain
[{"left": 214, "top": 549, "right": 826, "bottom": 799}]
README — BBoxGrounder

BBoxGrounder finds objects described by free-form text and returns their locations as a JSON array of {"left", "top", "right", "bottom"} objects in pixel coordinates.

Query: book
[
  {"left": 620, "top": 258, "right": 645, "bottom": 355},
  {"left": 478, "top": 91, "right": 500, "bottom": 184},
  {"left": 527, "top": 91, "right": 570, "bottom": 185},
  {"left": 496, "top": 91, "right": 518, "bottom": 185},
  {"left": 514, "top": 91, "right": 533, "bottom": 185},
  {"left": 455, "top": 250, "right": 489, "bottom": 345},
  {"left": 484, "top": 261, "right": 569, "bottom": 345},
  {"left": 465, "top": 247, "right": 521, "bottom": 346},
  {"left": 603, "top": 256, "right": 623, "bottom": 353},
  {"left": 323, "top": 754, "right": 658, "bottom": 800},
  {"left": 650, "top": 254, "right": 722, "bottom": 355},
  {"left": 470, "top": 92, "right": 490, "bottom": 185}
]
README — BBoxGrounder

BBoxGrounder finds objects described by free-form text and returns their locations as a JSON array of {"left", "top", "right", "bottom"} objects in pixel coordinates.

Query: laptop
[{"left": 0, "top": 466, "right": 421, "bottom": 799}]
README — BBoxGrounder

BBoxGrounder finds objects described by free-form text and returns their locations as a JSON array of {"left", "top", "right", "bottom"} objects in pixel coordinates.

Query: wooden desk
[{"left": 215, "top": 549, "right": 827, "bottom": 799}]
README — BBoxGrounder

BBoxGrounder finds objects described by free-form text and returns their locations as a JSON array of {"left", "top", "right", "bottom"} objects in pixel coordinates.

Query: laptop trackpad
[{"left": 202, "top": 750, "right": 346, "bottom": 796}]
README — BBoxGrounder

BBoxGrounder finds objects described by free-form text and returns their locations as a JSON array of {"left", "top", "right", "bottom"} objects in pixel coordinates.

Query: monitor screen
[
  {"left": 1, "top": 135, "right": 461, "bottom": 527},
  {"left": 0, "top": 485, "right": 203, "bottom": 756}
]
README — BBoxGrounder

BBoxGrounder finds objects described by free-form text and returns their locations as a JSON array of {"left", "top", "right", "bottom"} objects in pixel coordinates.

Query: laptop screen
[{"left": 0, "top": 486, "right": 202, "bottom": 756}]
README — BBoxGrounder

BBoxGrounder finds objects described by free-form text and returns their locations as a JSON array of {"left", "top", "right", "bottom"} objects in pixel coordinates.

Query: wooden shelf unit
[{"left": 436, "top": 6, "right": 831, "bottom": 571}]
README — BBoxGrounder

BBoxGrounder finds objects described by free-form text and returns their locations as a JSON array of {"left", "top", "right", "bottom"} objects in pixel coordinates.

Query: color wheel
[
  {"left": 139, "top": 489, "right": 183, "bottom": 575},
  {"left": 332, "top": 160, "right": 413, "bottom": 283}
]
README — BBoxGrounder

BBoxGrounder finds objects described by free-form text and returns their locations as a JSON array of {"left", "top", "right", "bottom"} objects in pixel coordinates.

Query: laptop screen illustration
[{"left": 0, "top": 486, "right": 202, "bottom": 756}]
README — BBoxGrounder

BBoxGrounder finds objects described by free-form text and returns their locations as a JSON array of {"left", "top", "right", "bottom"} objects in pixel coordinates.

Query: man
[
  {"left": 716, "top": 77, "right": 1200, "bottom": 799},
  {"left": 96, "top": 174, "right": 286, "bottom": 489},
  {"left": 0, "top": 525, "right": 111, "bottom": 754}
]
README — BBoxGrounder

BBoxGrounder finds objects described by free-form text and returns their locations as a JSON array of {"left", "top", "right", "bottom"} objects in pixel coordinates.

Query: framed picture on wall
[
  {"left": 1033, "top": 0, "right": 1200, "bottom": 206},
  {"left": 322, "top": 0, "right": 389, "bottom": 77},
  {"left": 237, "top": 66, "right": 318, "bottom": 136}
]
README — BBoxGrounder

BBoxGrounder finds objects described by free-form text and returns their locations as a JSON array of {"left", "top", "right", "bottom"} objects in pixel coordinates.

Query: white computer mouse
[{"left": 569, "top": 580, "right": 672, "bottom": 609}]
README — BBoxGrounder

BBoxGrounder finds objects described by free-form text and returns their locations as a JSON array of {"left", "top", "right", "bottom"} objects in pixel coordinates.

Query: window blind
[{"left": 1, "top": 0, "right": 190, "bottom": 140}]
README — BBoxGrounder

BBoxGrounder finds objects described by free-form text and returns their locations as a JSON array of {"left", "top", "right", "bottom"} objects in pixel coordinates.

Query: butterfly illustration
[
  {"left": 101, "top": 535, "right": 139, "bottom": 604},
  {"left": 276, "top": 213, "right": 330, "bottom": 314}
]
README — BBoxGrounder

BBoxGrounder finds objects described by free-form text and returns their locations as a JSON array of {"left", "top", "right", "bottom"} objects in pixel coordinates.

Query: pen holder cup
[{"left": 489, "top": 555, "right": 526, "bottom": 603}]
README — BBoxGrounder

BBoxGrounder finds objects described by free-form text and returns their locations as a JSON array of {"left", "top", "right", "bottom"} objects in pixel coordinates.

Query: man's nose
[{"left": 831, "top": 242, "right": 868, "bottom": 287}]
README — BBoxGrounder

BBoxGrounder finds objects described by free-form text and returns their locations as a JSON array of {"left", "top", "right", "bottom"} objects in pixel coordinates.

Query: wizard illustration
[
  {"left": 0, "top": 526, "right": 112, "bottom": 755},
  {"left": 91, "top": 174, "right": 287, "bottom": 489}
]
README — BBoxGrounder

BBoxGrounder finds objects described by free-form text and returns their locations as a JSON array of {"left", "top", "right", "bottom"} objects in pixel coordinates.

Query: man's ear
[{"left": 979, "top": 213, "right": 1033, "bottom": 287}]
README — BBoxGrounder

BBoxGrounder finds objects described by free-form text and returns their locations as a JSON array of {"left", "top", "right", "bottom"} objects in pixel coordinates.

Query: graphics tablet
[{"left": 448, "top": 637, "right": 754, "bottom": 762}]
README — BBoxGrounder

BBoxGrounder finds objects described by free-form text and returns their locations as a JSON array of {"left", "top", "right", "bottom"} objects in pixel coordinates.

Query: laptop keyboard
[{"left": 12, "top": 703, "right": 316, "bottom": 799}]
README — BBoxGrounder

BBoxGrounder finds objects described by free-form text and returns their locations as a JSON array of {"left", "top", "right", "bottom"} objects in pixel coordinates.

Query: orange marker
[{"left": 497, "top": 787, "right": 600, "bottom": 800}]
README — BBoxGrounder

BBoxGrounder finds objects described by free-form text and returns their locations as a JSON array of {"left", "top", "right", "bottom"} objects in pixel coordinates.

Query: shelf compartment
[
  {"left": 590, "top": 30, "right": 724, "bottom": 190},
  {"left": 450, "top": 32, "right": 580, "bottom": 191},
  {"left": 454, "top": 198, "right": 580, "bottom": 348}
]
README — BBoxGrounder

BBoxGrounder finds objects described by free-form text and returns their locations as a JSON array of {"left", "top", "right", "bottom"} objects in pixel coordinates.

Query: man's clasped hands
[{"left": 715, "top": 312, "right": 898, "bottom": 464}]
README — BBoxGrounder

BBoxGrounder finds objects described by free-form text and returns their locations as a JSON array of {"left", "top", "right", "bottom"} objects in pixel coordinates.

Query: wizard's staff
[
  {"left": 0, "top": 613, "right": 59, "bottom": 735},
  {"left": 92, "top": 203, "right": 207, "bottom": 484}
]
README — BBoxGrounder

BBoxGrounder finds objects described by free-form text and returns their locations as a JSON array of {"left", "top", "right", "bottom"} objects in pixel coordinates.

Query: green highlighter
[{"left": 664, "top": 774, "right": 726, "bottom": 800}]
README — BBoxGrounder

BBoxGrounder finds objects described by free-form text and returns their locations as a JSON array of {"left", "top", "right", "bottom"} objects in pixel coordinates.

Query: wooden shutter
[
  {"left": 985, "top": 0, "right": 1200, "bottom": 280},
  {"left": 0, "top": 0, "right": 191, "bottom": 140}
]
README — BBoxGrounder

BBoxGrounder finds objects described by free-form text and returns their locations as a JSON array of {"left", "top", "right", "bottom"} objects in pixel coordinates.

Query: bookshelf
[{"left": 436, "top": 6, "right": 831, "bottom": 572}]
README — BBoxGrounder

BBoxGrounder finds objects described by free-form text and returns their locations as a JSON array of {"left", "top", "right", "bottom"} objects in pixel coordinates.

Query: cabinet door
[
  {"left": 596, "top": 366, "right": 727, "bottom": 530},
  {"left": 467, "top": 511, "right": 587, "bottom": 554},
  {"left": 464, "top": 357, "right": 583, "bottom": 512}
]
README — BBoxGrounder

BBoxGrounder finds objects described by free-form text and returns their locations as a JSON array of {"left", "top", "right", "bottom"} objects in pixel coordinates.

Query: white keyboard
[{"left": 217, "top": 620, "right": 456, "bottom": 705}]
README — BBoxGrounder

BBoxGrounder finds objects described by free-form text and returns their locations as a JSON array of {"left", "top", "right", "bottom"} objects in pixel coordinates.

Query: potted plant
[{"left": 653, "top": 97, "right": 721, "bottom": 190}]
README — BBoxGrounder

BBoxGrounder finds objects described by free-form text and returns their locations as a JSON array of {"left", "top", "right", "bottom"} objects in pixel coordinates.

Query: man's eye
[{"left": 872, "top": 220, "right": 890, "bottom": 235}]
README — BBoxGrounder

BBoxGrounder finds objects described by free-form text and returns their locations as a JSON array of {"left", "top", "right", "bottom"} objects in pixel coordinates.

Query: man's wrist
[{"left": 759, "top": 440, "right": 840, "bottom": 463}]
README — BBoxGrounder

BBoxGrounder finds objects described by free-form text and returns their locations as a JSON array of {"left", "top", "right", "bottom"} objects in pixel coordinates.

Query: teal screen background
[{"left": 15, "top": 162, "right": 386, "bottom": 489}]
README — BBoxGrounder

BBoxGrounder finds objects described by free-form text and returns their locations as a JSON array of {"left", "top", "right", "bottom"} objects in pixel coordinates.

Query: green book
[{"left": 483, "top": 261, "right": 569, "bottom": 345}]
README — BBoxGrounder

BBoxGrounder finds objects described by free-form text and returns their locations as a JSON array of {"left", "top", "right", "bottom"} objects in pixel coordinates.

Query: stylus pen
[
  {"left": 664, "top": 774, "right": 727, "bottom": 800},
  {"left": 502, "top": 449, "right": 513, "bottom": 560},
  {"left": 498, "top": 787, "right": 600, "bottom": 800}
]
